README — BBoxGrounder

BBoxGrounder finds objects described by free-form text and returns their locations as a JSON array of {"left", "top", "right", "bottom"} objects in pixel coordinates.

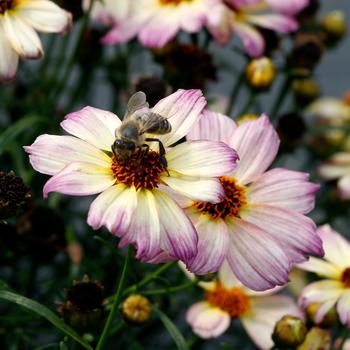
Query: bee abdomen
[{"left": 149, "top": 118, "right": 171, "bottom": 134}]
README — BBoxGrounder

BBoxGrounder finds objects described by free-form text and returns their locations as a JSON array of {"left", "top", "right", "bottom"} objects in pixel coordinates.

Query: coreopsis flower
[
  {"left": 100, "top": 0, "right": 223, "bottom": 48},
  {"left": 185, "top": 261, "right": 301, "bottom": 349},
  {"left": 319, "top": 153, "right": 350, "bottom": 200},
  {"left": 207, "top": 0, "right": 307, "bottom": 57},
  {"left": 182, "top": 110, "right": 323, "bottom": 291},
  {"left": 0, "top": 0, "right": 72, "bottom": 82},
  {"left": 298, "top": 225, "right": 350, "bottom": 327},
  {"left": 24, "top": 90, "right": 238, "bottom": 264}
]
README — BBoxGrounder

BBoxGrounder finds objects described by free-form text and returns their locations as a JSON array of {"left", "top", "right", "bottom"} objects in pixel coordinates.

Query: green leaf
[
  {"left": 154, "top": 305, "right": 189, "bottom": 350},
  {"left": 0, "top": 115, "right": 46, "bottom": 155},
  {"left": 0, "top": 290, "right": 93, "bottom": 350}
]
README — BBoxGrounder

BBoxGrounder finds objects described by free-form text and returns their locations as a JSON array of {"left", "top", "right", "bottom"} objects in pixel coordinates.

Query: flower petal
[
  {"left": 315, "top": 225, "right": 350, "bottom": 269},
  {"left": 298, "top": 257, "right": 342, "bottom": 279},
  {"left": 43, "top": 162, "right": 115, "bottom": 198},
  {"left": 186, "top": 109, "right": 237, "bottom": 144},
  {"left": 299, "top": 280, "right": 343, "bottom": 310},
  {"left": 248, "top": 168, "right": 320, "bottom": 214},
  {"left": 338, "top": 175, "right": 350, "bottom": 199},
  {"left": 218, "top": 260, "right": 244, "bottom": 289},
  {"left": 119, "top": 189, "right": 161, "bottom": 261},
  {"left": 246, "top": 14, "right": 298, "bottom": 33},
  {"left": 186, "top": 302, "right": 231, "bottom": 339},
  {"left": 61, "top": 106, "right": 121, "bottom": 151},
  {"left": 266, "top": 0, "right": 309, "bottom": 15},
  {"left": 24, "top": 134, "right": 112, "bottom": 176},
  {"left": 229, "top": 115, "right": 279, "bottom": 185},
  {"left": 242, "top": 295, "right": 302, "bottom": 350},
  {"left": 153, "top": 189, "right": 198, "bottom": 262},
  {"left": 318, "top": 152, "right": 350, "bottom": 179},
  {"left": 166, "top": 140, "right": 238, "bottom": 177},
  {"left": 17, "top": 0, "right": 71, "bottom": 33},
  {"left": 187, "top": 217, "right": 229, "bottom": 274},
  {"left": 3, "top": 12, "right": 43, "bottom": 59},
  {"left": 0, "top": 24, "right": 18, "bottom": 82},
  {"left": 233, "top": 21, "right": 265, "bottom": 57},
  {"left": 240, "top": 204, "right": 324, "bottom": 264},
  {"left": 337, "top": 291, "right": 350, "bottom": 327},
  {"left": 87, "top": 184, "right": 137, "bottom": 236},
  {"left": 226, "top": 218, "right": 291, "bottom": 291},
  {"left": 161, "top": 175, "right": 223, "bottom": 203},
  {"left": 151, "top": 89, "right": 206, "bottom": 147}
]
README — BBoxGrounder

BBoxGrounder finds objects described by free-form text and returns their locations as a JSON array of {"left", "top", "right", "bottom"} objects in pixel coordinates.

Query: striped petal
[
  {"left": 229, "top": 115, "right": 280, "bottom": 185},
  {"left": 24, "top": 134, "right": 112, "bottom": 176},
  {"left": 3, "top": 12, "right": 43, "bottom": 59},
  {"left": 87, "top": 184, "right": 137, "bottom": 236},
  {"left": 166, "top": 140, "right": 238, "bottom": 177},
  {"left": 248, "top": 168, "right": 320, "bottom": 214},
  {"left": 226, "top": 218, "right": 291, "bottom": 291},
  {"left": 61, "top": 106, "right": 121, "bottom": 151},
  {"left": 298, "top": 257, "right": 342, "bottom": 280},
  {"left": 151, "top": 89, "right": 206, "bottom": 147},
  {"left": 43, "top": 162, "right": 115, "bottom": 197},
  {"left": 188, "top": 217, "right": 229, "bottom": 274},
  {"left": 337, "top": 291, "right": 350, "bottom": 327},
  {"left": 186, "top": 302, "right": 231, "bottom": 339},
  {"left": 153, "top": 189, "right": 198, "bottom": 262},
  {"left": 187, "top": 110, "right": 237, "bottom": 144},
  {"left": 0, "top": 25, "right": 18, "bottom": 82},
  {"left": 246, "top": 14, "right": 298, "bottom": 33},
  {"left": 16, "top": 0, "right": 71, "bottom": 33}
]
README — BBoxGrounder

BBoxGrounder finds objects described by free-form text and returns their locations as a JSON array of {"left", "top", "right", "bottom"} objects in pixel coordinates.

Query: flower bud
[
  {"left": 306, "top": 303, "right": 338, "bottom": 328},
  {"left": 245, "top": 57, "right": 276, "bottom": 89},
  {"left": 297, "top": 327, "right": 331, "bottom": 350},
  {"left": 290, "top": 33, "right": 324, "bottom": 72},
  {"left": 0, "top": 171, "right": 31, "bottom": 219},
  {"left": 272, "top": 315, "right": 308, "bottom": 349},
  {"left": 59, "top": 275, "right": 104, "bottom": 331},
  {"left": 293, "top": 79, "right": 321, "bottom": 106},
  {"left": 121, "top": 294, "right": 152, "bottom": 324},
  {"left": 236, "top": 114, "right": 258, "bottom": 125},
  {"left": 321, "top": 11, "right": 346, "bottom": 43}
]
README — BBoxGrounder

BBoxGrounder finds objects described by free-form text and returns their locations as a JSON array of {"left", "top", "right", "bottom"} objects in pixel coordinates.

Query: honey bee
[{"left": 111, "top": 91, "right": 172, "bottom": 167}]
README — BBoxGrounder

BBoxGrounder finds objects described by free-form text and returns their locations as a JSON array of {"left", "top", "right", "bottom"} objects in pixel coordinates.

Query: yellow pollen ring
[
  {"left": 206, "top": 283, "right": 251, "bottom": 318},
  {"left": 159, "top": 0, "right": 193, "bottom": 5},
  {"left": 193, "top": 176, "right": 247, "bottom": 219},
  {"left": 341, "top": 267, "right": 350, "bottom": 288}
]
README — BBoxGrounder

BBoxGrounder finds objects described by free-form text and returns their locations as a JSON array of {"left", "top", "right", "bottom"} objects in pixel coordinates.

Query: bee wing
[
  {"left": 124, "top": 91, "right": 149, "bottom": 120},
  {"left": 139, "top": 113, "right": 170, "bottom": 135}
]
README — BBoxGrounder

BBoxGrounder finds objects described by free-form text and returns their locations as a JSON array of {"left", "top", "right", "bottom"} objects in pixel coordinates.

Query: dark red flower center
[
  {"left": 111, "top": 149, "right": 166, "bottom": 191},
  {"left": 0, "top": 0, "right": 15, "bottom": 14},
  {"left": 206, "top": 283, "right": 251, "bottom": 318},
  {"left": 159, "top": 0, "right": 192, "bottom": 5},
  {"left": 193, "top": 176, "right": 247, "bottom": 219},
  {"left": 341, "top": 267, "right": 350, "bottom": 287}
]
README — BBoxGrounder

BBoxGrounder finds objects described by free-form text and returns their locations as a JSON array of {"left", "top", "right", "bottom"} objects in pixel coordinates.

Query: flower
[
  {"left": 99, "top": 0, "right": 223, "bottom": 48},
  {"left": 185, "top": 261, "right": 301, "bottom": 349},
  {"left": 0, "top": 0, "right": 72, "bottom": 82},
  {"left": 24, "top": 90, "right": 238, "bottom": 265},
  {"left": 298, "top": 224, "right": 350, "bottom": 327},
  {"left": 207, "top": 0, "right": 307, "bottom": 57},
  {"left": 319, "top": 153, "right": 350, "bottom": 200},
  {"left": 181, "top": 110, "right": 323, "bottom": 291}
]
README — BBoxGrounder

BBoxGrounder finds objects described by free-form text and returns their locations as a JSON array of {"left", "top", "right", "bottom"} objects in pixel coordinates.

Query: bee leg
[
  {"left": 145, "top": 137, "right": 169, "bottom": 175},
  {"left": 111, "top": 143, "right": 118, "bottom": 159}
]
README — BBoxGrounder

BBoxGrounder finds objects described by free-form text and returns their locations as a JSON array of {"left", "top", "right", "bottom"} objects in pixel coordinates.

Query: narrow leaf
[
  {"left": 0, "top": 290, "right": 93, "bottom": 350},
  {"left": 154, "top": 305, "right": 189, "bottom": 350}
]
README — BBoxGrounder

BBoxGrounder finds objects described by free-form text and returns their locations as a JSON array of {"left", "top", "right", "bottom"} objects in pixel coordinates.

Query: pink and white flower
[
  {"left": 181, "top": 110, "right": 323, "bottom": 291},
  {"left": 185, "top": 261, "right": 302, "bottom": 349},
  {"left": 100, "top": 0, "right": 223, "bottom": 48},
  {"left": 0, "top": 0, "right": 72, "bottom": 82},
  {"left": 207, "top": 0, "right": 308, "bottom": 57},
  {"left": 298, "top": 225, "right": 350, "bottom": 327},
  {"left": 24, "top": 90, "right": 238, "bottom": 265}
]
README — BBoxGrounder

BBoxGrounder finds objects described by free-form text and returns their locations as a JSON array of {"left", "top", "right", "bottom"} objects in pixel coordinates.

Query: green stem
[
  {"left": 141, "top": 278, "right": 198, "bottom": 296},
  {"left": 95, "top": 246, "right": 133, "bottom": 350},
  {"left": 337, "top": 327, "right": 350, "bottom": 350},
  {"left": 269, "top": 75, "right": 291, "bottom": 121},
  {"left": 225, "top": 70, "right": 246, "bottom": 116}
]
